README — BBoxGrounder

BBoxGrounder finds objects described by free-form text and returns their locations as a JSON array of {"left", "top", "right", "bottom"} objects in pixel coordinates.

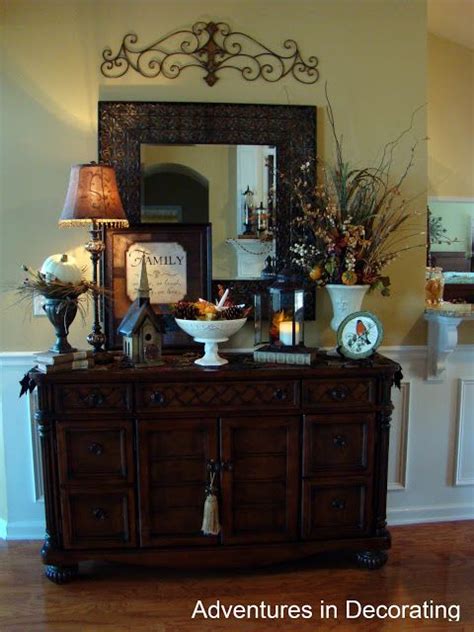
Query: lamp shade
[{"left": 59, "top": 163, "right": 129, "bottom": 227}]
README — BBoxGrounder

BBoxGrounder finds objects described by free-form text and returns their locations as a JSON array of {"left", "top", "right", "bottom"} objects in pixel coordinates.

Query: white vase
[{"left": 326, "top": 284, "right": 370, "bottom": 332}]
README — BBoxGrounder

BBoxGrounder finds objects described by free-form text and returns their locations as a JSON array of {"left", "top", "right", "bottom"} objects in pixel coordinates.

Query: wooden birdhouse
[{"left": 117, "top": 254, "right": 164, "bottom": 367}]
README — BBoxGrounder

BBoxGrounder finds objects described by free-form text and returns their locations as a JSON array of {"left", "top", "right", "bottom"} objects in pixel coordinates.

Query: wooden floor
[{"left": 0, "top": 522, "right": 473, "bottom": 631}]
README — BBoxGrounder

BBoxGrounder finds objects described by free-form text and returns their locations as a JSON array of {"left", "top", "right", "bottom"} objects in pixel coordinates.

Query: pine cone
[
  {"left": 173, "top": 301, "right": 198, "bottom": 320},
  {"left": 221, "top": 305, "right": 245, "bottom": 320}
]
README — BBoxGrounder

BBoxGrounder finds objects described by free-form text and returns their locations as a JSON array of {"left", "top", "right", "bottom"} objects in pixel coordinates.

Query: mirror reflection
[{"left": 141, "top": 144, "right": 276, "bottom": 280}]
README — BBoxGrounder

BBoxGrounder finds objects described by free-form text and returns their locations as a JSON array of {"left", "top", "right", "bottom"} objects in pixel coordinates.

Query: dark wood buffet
[{"left": 31, "top": 353, "right": 400, "bottom": 583}]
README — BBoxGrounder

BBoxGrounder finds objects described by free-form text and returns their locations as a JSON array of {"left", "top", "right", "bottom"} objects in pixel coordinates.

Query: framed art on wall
[{"left": 104, "top": 224, "right": 212, "bottom": 349}]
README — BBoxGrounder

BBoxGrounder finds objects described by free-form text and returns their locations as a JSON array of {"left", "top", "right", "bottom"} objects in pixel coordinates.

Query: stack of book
[{"left": 34, "top": 350, "right": 94, "bottom": 373}]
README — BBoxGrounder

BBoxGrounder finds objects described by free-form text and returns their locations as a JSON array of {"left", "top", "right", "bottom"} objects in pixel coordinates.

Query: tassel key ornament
[{"left": 201, "top": 472, "right": 221, "bottom": 536}]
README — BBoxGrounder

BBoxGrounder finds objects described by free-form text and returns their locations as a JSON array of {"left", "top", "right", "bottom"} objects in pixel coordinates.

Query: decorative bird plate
[{"left": 336, "top": 311, "right": 384, "bottom": 360}]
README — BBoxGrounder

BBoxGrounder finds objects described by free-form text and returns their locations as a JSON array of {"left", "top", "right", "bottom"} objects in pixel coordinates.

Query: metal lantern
[
  {"left": 268, "top": 268, "right": 305, "bottom": 347},
  {"left": 254, "top": 268, "right": 315, "bottom": 365}
]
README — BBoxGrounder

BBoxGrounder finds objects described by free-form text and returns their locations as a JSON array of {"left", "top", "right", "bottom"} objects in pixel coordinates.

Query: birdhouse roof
[{"left": 117, "top": 300, "right": 163, "bottom": 336}]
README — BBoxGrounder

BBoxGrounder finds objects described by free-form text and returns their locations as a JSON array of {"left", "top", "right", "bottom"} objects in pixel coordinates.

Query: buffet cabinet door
[
  {"left": 138, "top": 418, "right": 219, "bottom": 546},
  {"left": 219, "top": 415, "right": 300, "bottom": 544}
]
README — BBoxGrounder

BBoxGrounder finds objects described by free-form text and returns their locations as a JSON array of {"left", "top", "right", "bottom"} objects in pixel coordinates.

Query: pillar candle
[{"left": 279, "top": 321, "right": 300, "bottom": 346}]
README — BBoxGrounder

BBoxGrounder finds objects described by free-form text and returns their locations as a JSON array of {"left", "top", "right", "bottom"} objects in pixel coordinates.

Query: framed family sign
[{"left": 104, "top": 224, "right": 212, "bottom": 349}]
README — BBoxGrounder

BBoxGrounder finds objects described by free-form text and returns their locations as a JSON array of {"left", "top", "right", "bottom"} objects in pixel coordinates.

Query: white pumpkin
[{"left": 40, "top": 253, "right": 83, "bottom": 284}]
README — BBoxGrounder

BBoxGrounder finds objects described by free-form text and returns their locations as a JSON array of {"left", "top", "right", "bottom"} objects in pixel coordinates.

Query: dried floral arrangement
[
  {"left": 172, "top": 288, "right": 251, "bottom": 321},
  {"left": 286, "top": 88, "right": 424, "bottom": 296}
]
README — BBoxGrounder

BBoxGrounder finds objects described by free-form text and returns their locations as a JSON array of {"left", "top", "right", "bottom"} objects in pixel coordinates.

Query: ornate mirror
[{"left": 98, "top": 101, "right": 316, "bottom": 337}]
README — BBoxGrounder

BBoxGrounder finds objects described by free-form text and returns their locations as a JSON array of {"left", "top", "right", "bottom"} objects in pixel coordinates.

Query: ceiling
[{"left": 428, "top": 0, "right": 474, "bottom": 50}]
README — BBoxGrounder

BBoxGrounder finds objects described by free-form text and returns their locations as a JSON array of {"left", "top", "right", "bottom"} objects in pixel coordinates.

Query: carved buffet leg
[
  {"left": 374, "top": 406, "right": 392, "bottom": 537},
  {"left": 36, "top": 387, "right": 64, "bottom": 569},
  {"left": 355, "top": 550, "right": 388, "bottom": 570},
  {"left": 44, "top": 564, "right": 79, "bottom": 584},
  {"left": 374, "top": 376, "right": 394, "bottom": 540}
]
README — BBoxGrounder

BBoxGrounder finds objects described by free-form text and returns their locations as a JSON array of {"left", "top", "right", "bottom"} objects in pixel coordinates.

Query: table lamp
[{"left": 59, "top": 162, "right": 129, "bottom": 352}]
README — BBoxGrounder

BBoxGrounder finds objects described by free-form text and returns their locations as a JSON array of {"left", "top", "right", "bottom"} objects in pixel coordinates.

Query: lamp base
[
  {"left": 87, "top": 330, "right": 107, "bottom": 353},
  {"left": 85, "top": 224, "right": 107, "bottom": 354},
  {"left": 91, "top": 350, "right": 115, "bottom": 365}
]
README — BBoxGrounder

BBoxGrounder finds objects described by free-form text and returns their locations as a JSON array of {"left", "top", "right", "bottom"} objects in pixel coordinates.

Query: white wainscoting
[
  {"left": 0, "top": 352, "right": 45, "bottom": 539},
  {"left": 388, "top": 381, "right": 410, "bottom": 491},
  {"left": 0, "top": 347, "right": 473, "bottom": 539},
  {"left": 384, "top": 345, "right": 474, "bottom": 525},
  {"left": 454, "top": 378, "right": 474, "bottom": 486}
]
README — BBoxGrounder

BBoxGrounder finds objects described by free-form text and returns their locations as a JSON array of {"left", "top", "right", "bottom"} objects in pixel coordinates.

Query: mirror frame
[{"left": 98, "top": 101, "right": 316, "bottom": 315}]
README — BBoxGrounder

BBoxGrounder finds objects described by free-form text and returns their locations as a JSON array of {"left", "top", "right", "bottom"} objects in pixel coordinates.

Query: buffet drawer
[
  {"left": 302, "top": 379, "right": 375, "bottom": 408},
  {"left": 302, "top": 479, "right": 371, "bottom": 539},
  {"left": 56, "top": 420, "right": 134, "bottom": 484},
  {"left": 303, "top": 414, "right": 374, "bottom": 476},
  {"left": 136, "top": 380, "right": 300, "bottom": 412},
  {"left": 54, "top": 383, "right": 131, "bottom": 414},
  {"left": 61, "top": 489, "right": 136, "bottom": 549}
]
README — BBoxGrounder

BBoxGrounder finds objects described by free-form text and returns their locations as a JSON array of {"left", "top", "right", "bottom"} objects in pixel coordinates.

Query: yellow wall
[
  {"left": 1, "top": 0, "right": 428, "bottom": 350},
  {"left": 428, "top": 33, "right": 474, "bottom": 198}
]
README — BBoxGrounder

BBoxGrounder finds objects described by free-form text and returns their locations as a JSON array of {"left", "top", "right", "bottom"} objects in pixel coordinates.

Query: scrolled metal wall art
[{"left": 101, "top": 21, "right": 319, "bottom": 86}]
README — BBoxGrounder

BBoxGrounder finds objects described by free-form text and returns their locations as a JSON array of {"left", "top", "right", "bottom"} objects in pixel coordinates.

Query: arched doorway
[{"left": 142, "top": 163, "right": 209, "bottom": 223}]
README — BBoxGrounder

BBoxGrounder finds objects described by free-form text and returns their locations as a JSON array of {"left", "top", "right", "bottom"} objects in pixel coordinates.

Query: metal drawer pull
[
  {"left": 88, "top": 442, "right": 104, "bottom": 456},
  {"left": 333, "top": 435, "right": 347, "bottom": 448},
  {"left": 273, "top": 388, "right": 287, "bottom": 401},
  {"left": 207, "top": 459, "right": 218, "bottom": 473},
  {"left": 328, "top": 386, "right": 349, "bottom": 401},
  {"left": 91, "top": 507, "right": 108, "bottom": 521},
  {"left": 206, "top": 459, "right": 216, "bottom": 472},
  {"left": 150, "top": 391, "right": 166, "bottom": 405},
  {"left": 87, "top": 392, "right": 105, "bottom": 407},
  {"left": 331, "top": 499, "right": 346, "bottom": 510},
  {"left": 206, "top": 459, "right": 233, "bottom": 472}
]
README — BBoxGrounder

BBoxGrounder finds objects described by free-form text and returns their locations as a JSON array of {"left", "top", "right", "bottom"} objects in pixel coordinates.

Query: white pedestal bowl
[{"left": 175, "top": 318, "right": 247, "bottom": 366}]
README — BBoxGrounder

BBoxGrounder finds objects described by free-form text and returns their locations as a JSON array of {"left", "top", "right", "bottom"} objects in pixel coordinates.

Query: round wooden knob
[
  {"left": 329, "top": 386, "right": 349, "bottom": 401},
  {"left": 91, "top": 507, "right": 108, "bottom": 521},
  {"left": 87, "top": 392, "right": 105, "bottom": 407},
  {"left": 88, "top": 442, "right": 104, "bottom": 456},
  {"left": 333, "top": 435, "right": 347, "bottom": 448},
  {"left": 150, "top": 391, "right": 166, "bottom": 405}
]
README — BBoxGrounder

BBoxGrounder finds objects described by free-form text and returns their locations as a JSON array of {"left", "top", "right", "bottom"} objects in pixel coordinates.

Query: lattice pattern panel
[{"left": 137, "top": 380, "right": 299, "bottom": 411}]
